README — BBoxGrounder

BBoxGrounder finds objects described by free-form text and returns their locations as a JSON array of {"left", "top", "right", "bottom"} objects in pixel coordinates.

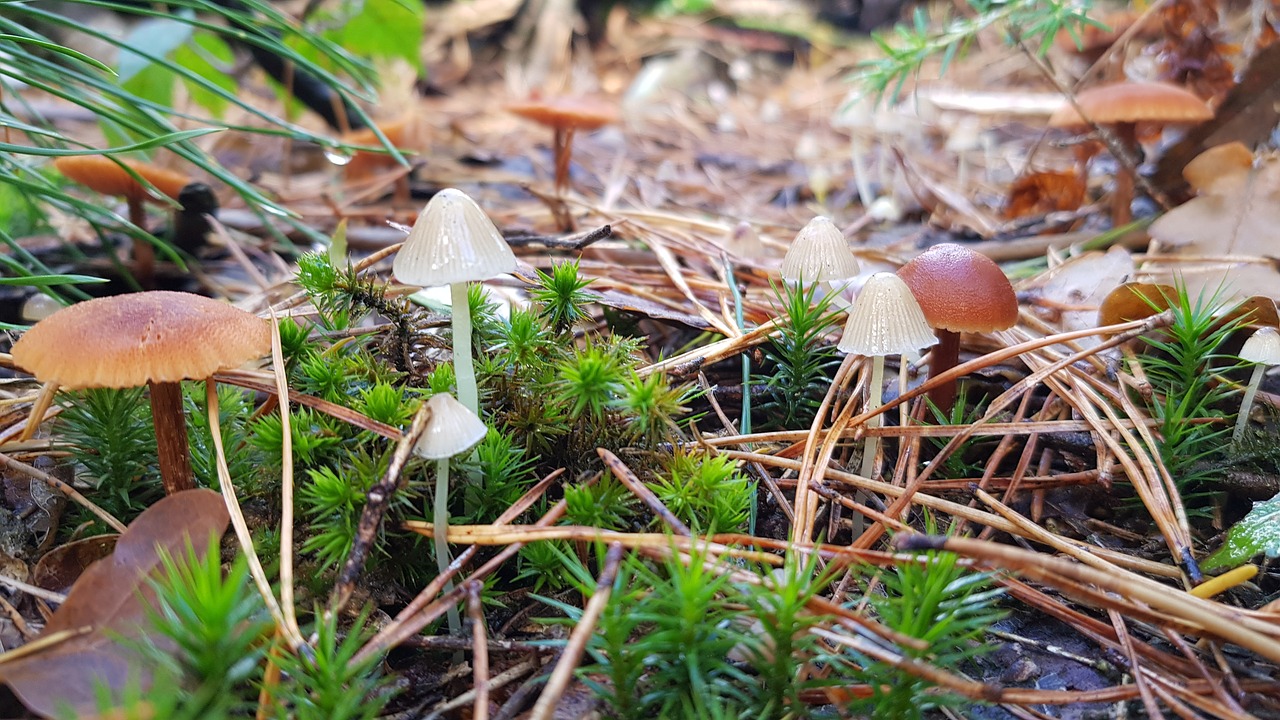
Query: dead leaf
[
  {"left": 1149, "top": 149, "right": 1280, "bottom": 257},
  {"left": 32, "top": 535, "right": 118, "bottom": 596},
  {"left": 1098, "top": 283, "right": 1175, "bottom": 326},
  {"left": 1024, "top": 247, "right": 1136, "bottom": 345},
  {"left": 0, "top": 489, "right": 230, "bottom": 718},
  {"left": 1004, "top": 169, "right": 1086, "bottom": 219}
]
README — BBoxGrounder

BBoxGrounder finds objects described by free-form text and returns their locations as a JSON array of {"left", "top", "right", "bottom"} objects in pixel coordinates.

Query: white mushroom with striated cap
[
  {"left": 838, "top": 273, "right": 938, "bottom": 478},
  {"left": 413, "top": 391, "right": 488, "bottom": 633},
  {"left": 394, "top": 189, "right": 517, "bottom": 415},
  {"left": 1233, "top": 327, "right": 1280, "bottom": 442},
  {"left": 780, "top": 216, "right": 860, "bottom": 308}
]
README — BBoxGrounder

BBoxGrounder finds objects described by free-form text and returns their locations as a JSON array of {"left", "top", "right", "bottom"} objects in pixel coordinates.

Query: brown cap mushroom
[
  {"left": 53, "top": 156, "right": 192, "bottom": 285},
  {"left": 507, "top": 97, "right": 618, "bottom": 195},
  {"left": 1049, "top": 82, "right": 1212, "bottom": 227},
  {"left": 11, "top": 291, "right": 270, "bottom": 495},
  {"left": 896, "top": 243, "right": 1018, "bottom": 413}
]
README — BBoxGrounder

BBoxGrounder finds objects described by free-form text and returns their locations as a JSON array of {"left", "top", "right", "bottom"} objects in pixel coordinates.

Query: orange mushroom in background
[
  {"left": 1049, "top": 81, "right": 1213, "bottom": 228},
  {"left": 53, "top": 155, "right": 191, "bottom": 286},
  {"left": 341, "top": 117, "right": 425, "bottom": 205},
  {"left": 507, "top": 96, "right": 619, "bottom": 195}
]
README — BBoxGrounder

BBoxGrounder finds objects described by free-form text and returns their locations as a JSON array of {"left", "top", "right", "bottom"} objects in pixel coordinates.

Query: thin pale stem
[
  {"left": 860, "top": 355, "right": 884, "bottom": 479},
  {"left": 1234, "top": 364, "right": 1266, "bottom": 442},
  {"left": 451, "top": 282, "right": 478, "bottom": 414},
  {"left": 434, "top": 457, "right": 462, "bottom": 634}
]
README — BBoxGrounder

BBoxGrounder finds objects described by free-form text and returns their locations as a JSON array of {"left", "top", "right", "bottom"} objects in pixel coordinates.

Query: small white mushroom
[
  {"left": 414, "top": 392, "right": 488, "bottom": 633},
  {"left": 394, "top": 189, "right": 516, "bottom": 414},
  {"left": 838, "top": 273, "right": 938, "bottom": 478},
  {"left": 1234, "top": 327, "right": 1280, "bottom": 442},
  {"left": 780, "top": 217, "right": 860, "bottom": 307}
]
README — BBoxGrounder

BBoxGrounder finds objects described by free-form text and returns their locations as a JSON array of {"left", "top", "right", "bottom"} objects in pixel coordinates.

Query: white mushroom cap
[
  {"left": 780, "top": 217, "right": 860, "bottom": 283},
  {"left": 838, "top": 273, "right": 939, "bottom": 356},
  {"left": 412, "top": 392, "right": 489, "bottom": 460},
  {"left": 393, "top": 188, "right": 517, "bottom": 288},
  {"left": 1240, "top": 327, "right": 1280, "bottom": 365}
]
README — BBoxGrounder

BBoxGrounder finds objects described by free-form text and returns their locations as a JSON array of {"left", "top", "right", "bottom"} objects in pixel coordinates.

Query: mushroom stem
[
  {"left": 149, "top": 380, "right": 194, "bottom": 495},
  {"left": 552, "top": 127, "right": 577, "bottom": 195},
  {"left": 1110, "top": 122, "right": 1138, "bottom": 227},
  {"left": 127, "top": 195, "right": 156, "bottom": 287},
  {"left": 434, "top": 456, "right": 462, "bottom": 634},
  {"left": 451, "top": 282, "right": 478, "bottom": 415},
  {"left": 929, "top": 329, "right": 961, "bottom": 414},
  {"left": 1233, "top": 363, "right": 1266, "bottom": 442},
  {"left": 860, "top": 355, "right": 885, "bottom": 479}
]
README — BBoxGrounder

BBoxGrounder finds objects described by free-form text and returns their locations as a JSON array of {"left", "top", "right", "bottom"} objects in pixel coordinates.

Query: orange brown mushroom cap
[
  {"left": 507, "top": 97, "right": 619, "bottom": 132},
  {"left": 1048, "top": 82, "right": 1214, "bottom": 128},
  {"left": 53, "top": 155, "right": 190, "bottom": 204},
  {"left": 12, "top": 291, "right": 270, "bottom": 390},
  {"left": 12, "top": 292, "right": 270, "bottom": 497},
  {"left": 53, "top": 156, "right": 192, "bottom": 286},
  {"left": 1050, "top": 82, "right": 1212, "bottom": 228}
]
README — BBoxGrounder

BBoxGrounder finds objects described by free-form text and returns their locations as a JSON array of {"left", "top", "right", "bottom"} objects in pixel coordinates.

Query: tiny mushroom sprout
[
  {"left": 838, "top": 272, "right": 938, "bottom": 478},
  {"left": 10, "top": 291, "right": 270, "bottom": 496},
  {"left": 507, "top": 96, "right": 619, "bottom": 195},
  {"left": 780, "top": 216, "right": 861, "bottom": 305},
  {"left": 896, "top": 243, "right": 1018, "bottom": 415},
  {"left": 1233, "top": 327, "right": 1280, "bottom": 442},
  {"left": 413, "top": 391, "right": 488, "bottom": 634},
  {"left": 1049, "top": 81, "right": 1212, "bottom": 227},
  {"left": 393, "top": 188, "right": 517, "bottom": 415},
  {"left": 53, "top": 155, "right": 191, "bottom": 284}
]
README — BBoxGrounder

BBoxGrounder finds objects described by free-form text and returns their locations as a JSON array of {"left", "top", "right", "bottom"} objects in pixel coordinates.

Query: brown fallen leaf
[
  {"left": 1004, "top": 169, "right": 1086, "bottom": 220},
  {"left": 32, "top": 535, "right": 118, "bottom": 596},
  {"left": 0, "top": 489, "right": 230, "bottom": 718},
  {"left": 1149, "top": 147, "right": 1280, "bottom": 257}
]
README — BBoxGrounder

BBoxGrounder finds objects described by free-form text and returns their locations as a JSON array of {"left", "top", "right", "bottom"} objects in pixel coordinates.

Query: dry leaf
[
  {"left": 1004, "top": 169, "right": 1086, "bottom": 219},
  {"left": 0, "top": 489, "right": 230, "bottom": 718},
  {"left": 1149, "top": 148, "right": 1280, "bottom": 257}
]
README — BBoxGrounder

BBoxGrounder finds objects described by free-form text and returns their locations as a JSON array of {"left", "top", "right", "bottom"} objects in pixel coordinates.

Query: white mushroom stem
[
  {"left": 1234, "top": 363, "right": 1267, "bottom": 442},
  {"left": 434, "top": 456, "right": 462, "bottom": 634},
  {"left": 850, "top": 134, "right": 875, "bottom": 209},
  {"left": 452, "top": 282, "right": 478, "bottom": 414},
  {"left": 860, "top": 355, "right": 885, "bottom": 479}
]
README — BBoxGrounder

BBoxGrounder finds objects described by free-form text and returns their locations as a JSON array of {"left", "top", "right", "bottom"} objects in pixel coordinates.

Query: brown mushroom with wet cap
[
  {"left": 896, "top": 243, "right": 1018, "bottom": 414},
  {"left": 53, "top": 156, "right": 191, "bottom": 284},
  {"left": 10, "top": 291, "right": 270, "bottom": 496},
  {"left": 1049, "top": 81, "right": 1213, "bottom": 227},
  {"left": 507, "top": 97, "right": 618, "bottom": 195}
]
